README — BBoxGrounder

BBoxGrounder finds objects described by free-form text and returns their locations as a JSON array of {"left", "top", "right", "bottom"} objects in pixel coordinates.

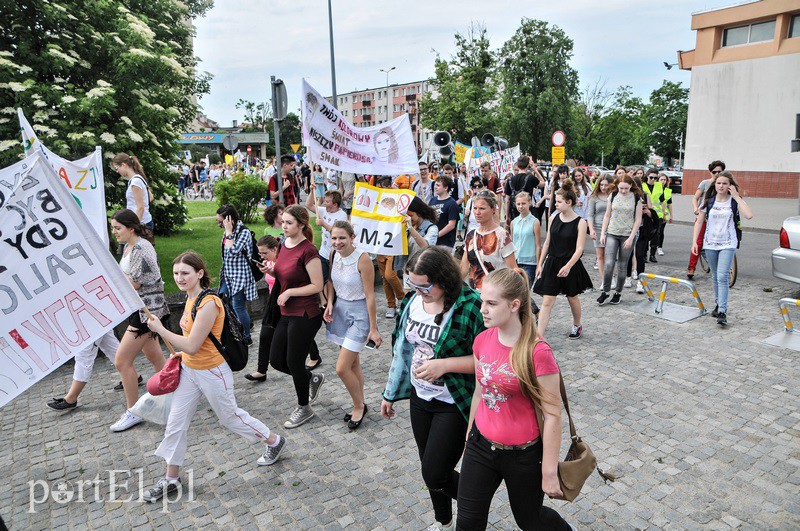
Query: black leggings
[
  {"left": 626, "top": 233, "right": 650, "bottom": 277},
  {"left": 257, "top": 316, "right": 320, "bottom": 374},
  {"left": 269, "top": 314, "right": 323, "bottom": 405},
  {"left": 410, "top": 390, "right": 467, "bottom": 526},
  {"left": 456, "top": 426, "right": 570, "bottom": 531}
]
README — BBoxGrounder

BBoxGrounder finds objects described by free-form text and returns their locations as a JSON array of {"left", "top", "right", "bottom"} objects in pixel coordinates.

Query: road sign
[
  {"left": 222, "top": 134, "right": 239, "bottom": 151},
  {"left": 552, "top": 146, "right": 565, "bottom": 160},
  {"left": 290, "top": 143, "right": 301, "bottom": 153},
  {"left": 552, "top": 130, "right": 565, "bottom": 147},
  {"left": 247, "top": 145, "right": 252, "bottom": 153}
]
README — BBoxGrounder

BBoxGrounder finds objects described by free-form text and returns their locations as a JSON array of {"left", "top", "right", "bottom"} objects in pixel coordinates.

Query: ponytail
[{"left": 113, "top": 152, "right": 154, "bottom": 201}]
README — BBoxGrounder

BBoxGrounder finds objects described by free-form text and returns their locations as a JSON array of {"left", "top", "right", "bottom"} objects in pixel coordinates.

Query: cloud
[{"left": 193, "top": 0, "right": 700, "bottom": 127}]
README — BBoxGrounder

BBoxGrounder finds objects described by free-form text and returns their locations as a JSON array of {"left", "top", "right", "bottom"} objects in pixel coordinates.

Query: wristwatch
[{"left": 224, "top": 234, "right": 233, "bottom": 240}]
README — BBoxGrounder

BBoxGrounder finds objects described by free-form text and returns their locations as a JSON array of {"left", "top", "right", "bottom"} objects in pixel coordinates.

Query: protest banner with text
[
  {"left": 301, "top": 79, "right": 419, "bottom": 175},
  {"left": 470, "top": 144, "right": 521, "bottom": 178},
  {"left": 18, "top": 109, "right": 109, "bottom": 245},
  {"left": 350, "top": 182, "right": 415, "bottom": 256},
  {"left": 0, "top": 154, "right": 141, "bottom": 408}
]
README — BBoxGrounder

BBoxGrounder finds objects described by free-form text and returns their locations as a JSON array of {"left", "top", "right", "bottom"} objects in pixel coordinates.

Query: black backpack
[
  {"left": 243, "top": 227, "right": 264, "bottom": 282},
  {"left": 191, "top": 289, "right": 249, "bottom": 371},
  {"left": 705, "top": 196, "right": 742, "bottom": 249},
  {"left": 509, "top": 173, "right": 532, "bottom": 208}
]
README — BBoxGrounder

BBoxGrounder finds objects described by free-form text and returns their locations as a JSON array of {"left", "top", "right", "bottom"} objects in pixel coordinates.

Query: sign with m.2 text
[
  {"left": 350, "top": 183, "right": 415, "bottom": 256},
  {"left": 0, "top": 154, "right": 141, "bottom": 408}
]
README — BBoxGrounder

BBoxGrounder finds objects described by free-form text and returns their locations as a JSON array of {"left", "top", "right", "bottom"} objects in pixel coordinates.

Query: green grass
[
  {"left": 155, "top": 210, "right": 322, "bottom": 294},
  {"left": 185, "top": 200, "right": 220, "bottom": 219}
]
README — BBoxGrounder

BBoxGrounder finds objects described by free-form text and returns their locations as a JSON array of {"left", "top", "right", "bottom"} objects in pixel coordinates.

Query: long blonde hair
[{"left": 484, "top": 269, "right": 556, "bottom": 409}]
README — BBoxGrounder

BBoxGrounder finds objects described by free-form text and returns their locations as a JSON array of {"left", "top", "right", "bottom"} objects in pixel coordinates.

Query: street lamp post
[
  {"left": 380, "top": 66, "right": 396, "bottom": 88},
  {"left": 328, "top": 0, "right": 337, "bottom": 109}
]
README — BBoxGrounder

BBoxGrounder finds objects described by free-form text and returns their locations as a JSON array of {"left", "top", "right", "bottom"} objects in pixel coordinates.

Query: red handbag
[{"left": 147, "top": 356, "right": 181, "bottom": 396}]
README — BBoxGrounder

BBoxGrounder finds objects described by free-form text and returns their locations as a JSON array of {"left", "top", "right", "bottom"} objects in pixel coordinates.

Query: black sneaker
[
  {"left": 610, "top": 293, "right": 622, "bottom": 305},
  {"left": 597, "top": 292, "right": 610, "bottom": 305},
  {"left": 711, "top": 305, "right": 719, "bottom": 318},
  {"left": 114, "top": 375, "right": 143, "bottom": 391},
  {"left": 649, "top": 254, "right": 658, "bottom": 263},
  {"left": 717, "top": 312, "right": 727, "bottom": 326},
  {"left": 143, "top": 477, "right": 181, "bottom": 503},
  {"left": 46, "top": 397, "right": 77, "bottom": 411},
  {"left": 309, "top": 373, "right": 325, "bottom": 404},
  {"left": 568, "top": 325, "right": 582, "bottom": 340}
]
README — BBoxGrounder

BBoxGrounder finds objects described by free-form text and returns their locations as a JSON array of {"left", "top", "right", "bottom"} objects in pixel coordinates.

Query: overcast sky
[{"left": 192, "top": 0, "right": 717, "bottom": 128}]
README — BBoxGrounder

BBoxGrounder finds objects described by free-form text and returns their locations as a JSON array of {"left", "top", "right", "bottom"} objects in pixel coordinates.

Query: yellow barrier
[{"left": 638, "top": 273, "right": 707, "bottom": 316}]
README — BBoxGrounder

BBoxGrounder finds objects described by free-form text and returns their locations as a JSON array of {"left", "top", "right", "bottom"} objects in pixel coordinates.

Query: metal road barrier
[
  {"left": 626, "top": 273, "right": 707, "bottom": 323},
  {"left": 763, "top": 298, "right": 800, "bottom": 352}
]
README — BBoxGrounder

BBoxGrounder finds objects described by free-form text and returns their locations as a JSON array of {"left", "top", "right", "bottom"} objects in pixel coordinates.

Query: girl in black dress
[{"left": 534, "top": 181, "right": 593, "bottom": 339}]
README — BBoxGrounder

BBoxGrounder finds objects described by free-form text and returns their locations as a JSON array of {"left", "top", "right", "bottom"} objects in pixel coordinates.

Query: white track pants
[
  {"left": 155, "top": 361, "right": 270, "bottom": 467},
  {"left": 72, "top": 330, "right": 120, "bottom": 383}
]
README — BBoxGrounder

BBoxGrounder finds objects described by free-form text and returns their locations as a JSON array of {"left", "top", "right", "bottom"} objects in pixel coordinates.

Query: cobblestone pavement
[{"left": 2, "top": 256, "right": 799, "bottom": 530}]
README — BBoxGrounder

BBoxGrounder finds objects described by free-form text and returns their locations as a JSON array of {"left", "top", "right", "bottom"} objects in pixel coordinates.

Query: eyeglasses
[
  {"left": 113, "top": 165, "right": 121, "bottom": 172},
  {"left": 407, "top": 279, "right": 433, "bottom": 295},
  {"left": 711, "top": 170, "right": 722, "bottom": 174}
]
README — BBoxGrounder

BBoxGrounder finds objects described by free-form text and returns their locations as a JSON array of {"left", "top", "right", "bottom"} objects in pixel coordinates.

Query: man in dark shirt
[
  {"left": 429, "top": 176, "right": 460, "bottom": 250},
  {"left": 503, "top": 155, "right": 541, "bottom": 223}
]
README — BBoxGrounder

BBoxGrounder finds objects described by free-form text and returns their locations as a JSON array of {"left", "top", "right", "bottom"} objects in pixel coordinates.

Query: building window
[
  {"left": 393, "top": 89, "right": 398, "bottom": 97},
  {"left": 790, "top": 14, "right": 800, "bottom": 38},
  {"left": 393, "top": 104, "right": 398, "bottom": 112},
  {"left": 402, "top": 88, "right": 406, "bottom": 96},
  {"left": 400, "top": 104, "right": 406, "bottom": 111},
  {"left": 722, "top": 19, "right": 776, "bottom": 47}
]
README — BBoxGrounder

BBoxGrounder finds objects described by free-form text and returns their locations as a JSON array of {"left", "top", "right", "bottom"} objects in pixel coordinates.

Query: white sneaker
[
  {"left": 636, "top": 281, "right": 644, "bottom": 294},
  {"left": 623, "top": 277, "right": 633, "bottom": 288},
  {"left": 592, "top": 259, "right": 599, "bottom": 270},
  {"left": 657, "top": 247, "right": 664, "bottom": 256},
  {"left": 425, "top": 521, "right": 454, "bottom": 531},
  {"left": 385, "top": 308, "right": 396, "bottom": 319},
  {"left": 110, "top": 410, "right": 144, "bottom": 432}
]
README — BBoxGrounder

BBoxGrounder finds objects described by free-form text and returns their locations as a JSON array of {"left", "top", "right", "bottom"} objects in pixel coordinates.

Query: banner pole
[{"left": 142, "top": 306, "right": 178, "bottom": 356}]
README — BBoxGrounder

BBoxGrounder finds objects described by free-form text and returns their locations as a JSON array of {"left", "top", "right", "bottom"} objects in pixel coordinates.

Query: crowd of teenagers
[{"left": 44, "top": 151, "right": 751, "bottom": 529}]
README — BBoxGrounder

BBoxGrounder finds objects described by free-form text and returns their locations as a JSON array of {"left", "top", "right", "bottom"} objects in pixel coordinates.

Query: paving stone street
[{"left": 2, "top": 257, "right": 799, "bottom": 530}]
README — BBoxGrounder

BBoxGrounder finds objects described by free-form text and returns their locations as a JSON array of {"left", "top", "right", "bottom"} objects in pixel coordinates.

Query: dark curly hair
[
  {"left": 406, "top": 246, "right": 463, "bottom": 325},
  {"left": 264, "top": 202, "right": 286, "bottom": 225}
]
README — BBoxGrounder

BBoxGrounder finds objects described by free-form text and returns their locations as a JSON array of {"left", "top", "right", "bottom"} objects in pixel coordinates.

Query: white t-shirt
[
  {"left": 318, "top": 208, "right": 349, "bottom": 259},
  {"left": 704, "top": 198, "right": 737, "bottom": 250},
  {"left": 407, "top": 296, "right": 455, "bottom": 403},
  {"left": 325, "top": 169, "right": 339, "bottom": 191},
  {"left": 126, "top": 175, "right": 152, "bottom": 224}
]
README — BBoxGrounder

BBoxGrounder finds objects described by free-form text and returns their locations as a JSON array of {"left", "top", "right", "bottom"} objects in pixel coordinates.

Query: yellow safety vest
[{"left": 643, "top": 182, "right": 665, "bottom": 218}]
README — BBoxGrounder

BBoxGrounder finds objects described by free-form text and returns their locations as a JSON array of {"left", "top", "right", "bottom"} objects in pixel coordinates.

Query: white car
[{"left": 772, "top": 216, "right": 800, "bottom": 284}]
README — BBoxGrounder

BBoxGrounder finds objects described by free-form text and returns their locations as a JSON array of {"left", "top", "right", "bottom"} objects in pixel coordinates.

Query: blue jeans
[
  {"left": 518, "top": 264, "right": 537, "bottom": 288},
  {"left": 219, "top": 277, "right": 251, "bottom": 342},
  {"left": 704, "top": 248, "right": 735, "bottom": 313}
]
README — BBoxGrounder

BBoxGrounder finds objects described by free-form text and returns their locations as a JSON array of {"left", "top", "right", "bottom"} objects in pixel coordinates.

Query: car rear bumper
[{"left": 772, "top": 247, "right": 800, "bottom": 284}]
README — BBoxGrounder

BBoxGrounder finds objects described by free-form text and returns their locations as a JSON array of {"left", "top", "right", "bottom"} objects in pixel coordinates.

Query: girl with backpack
[
  {"left": 113, "top": 152, "right": 155, "bottom": 232},
  {"left": 456, "top": 269, "right": 572, "bottom": 530},
  {"left": 144, "top": 251, "right": 286, "bottom": 503},
  {"left": 587, "top": 175, "right": 612, "bottom": 278},
  {"left": 324, "top": 221, "right": 382, "bottom": 429},
  {"left": 597, "top": 172, "right": 643, "bottom": 306},
  {"left": 691, "top": 171, "right": 752, "bottom": 325},
  {"left": 533, "top": 181, "right": 593, "bottom": 339},
  {"left": 382, "top": 246, "right": 485, "bottom": 531}
]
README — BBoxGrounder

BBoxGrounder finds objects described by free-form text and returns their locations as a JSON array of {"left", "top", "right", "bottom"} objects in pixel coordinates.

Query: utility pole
[{"left": 678, "top": 131, "right": 684, "bottom": 170}]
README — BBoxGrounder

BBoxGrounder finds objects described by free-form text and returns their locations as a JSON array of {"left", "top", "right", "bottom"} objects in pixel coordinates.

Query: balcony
[
  {"left": 362, "top": 114, "right": 372, "bottom": 121},
  {"left": 405, "top": 94, "right": 416, "bottom": 101},
  {"left": 362, "top": 100, "right": 372, "bottom": 107}
]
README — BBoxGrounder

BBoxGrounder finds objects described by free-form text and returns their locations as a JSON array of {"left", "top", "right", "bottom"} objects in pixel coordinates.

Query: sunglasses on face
[
  {"left": 407, "top": 279, "right": 433, "bottom": 295},
  {"left": 711, "top": 170, "right": 722, "bottom": 174}
]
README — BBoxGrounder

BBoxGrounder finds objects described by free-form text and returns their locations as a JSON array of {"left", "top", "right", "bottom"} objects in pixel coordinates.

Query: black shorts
[{"left": 128, "top": 311, "right": 170, "bottom": 339}]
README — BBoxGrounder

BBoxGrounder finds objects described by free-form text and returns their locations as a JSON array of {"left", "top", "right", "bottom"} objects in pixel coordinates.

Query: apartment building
[
  {"left": 328, "top": 80, "right": 434, "bottom": 154},
  {"left": 679, "top": 0, "right": 800, "bottom": 198}
]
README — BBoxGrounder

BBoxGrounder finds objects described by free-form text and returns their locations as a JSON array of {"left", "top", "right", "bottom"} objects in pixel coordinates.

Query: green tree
[
  {"left": 0, "top": 0, "right": 214, "bottom": 234},
  {"left": 495, "top": 19, "right": 578, "bottom": 159},
  {"left": 236, "top": 99, "right": 270, "bottom": 132},
  {"left": 568, "top": 79, "right": 613, "bottom": 165},
  {"left": 236, "top": 98, "right": 301, "bottom": 156},
  {"left": 646, "top": 80, "right": 688, "bottom": 165},
  {"left": 596, "top": 87, "right": 650, "bottom": 168},
  {"left": 420, "top": 23, "right": 498, "bottom": 143}
]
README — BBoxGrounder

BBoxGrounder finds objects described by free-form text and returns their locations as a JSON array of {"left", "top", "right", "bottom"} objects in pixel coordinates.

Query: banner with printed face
[
  {"left": 350, "top": 182, "right": 415, "bottom": 256},
  {"left": 471, "top": 144, "right": 521, "bottom": 178},
  {"left": 301, "top": 79, "right": 419, "bottom": 175},
  {"left": 18, "top": 109, "right": 109, "bottom": 245},
  {"left": 0, "top": 153, "right": 141, "bottom": 408}
]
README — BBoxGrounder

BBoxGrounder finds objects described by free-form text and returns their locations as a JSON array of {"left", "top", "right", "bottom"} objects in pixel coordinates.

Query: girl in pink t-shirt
[{"left": 456, "top": 269, "right": 573, "bottom": 530}]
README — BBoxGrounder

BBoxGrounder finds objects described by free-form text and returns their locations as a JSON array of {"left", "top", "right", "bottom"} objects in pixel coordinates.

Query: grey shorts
[{"left": 325, "top": 298, "right": 370, "bottom": 353}]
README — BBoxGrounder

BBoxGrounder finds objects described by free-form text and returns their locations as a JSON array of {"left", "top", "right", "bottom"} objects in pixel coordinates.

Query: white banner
[
  {"left": 350, "top": 182, "right": 415, "bottom": 256},
  {"left": 0, "top": 153, "right": 141, "bottom": 408},
  {"left": 18, "top": 109, "right": 109, "bottom": 244},
  {"left": 301, "top": 79, "right": 419, "bottom": 175},
  {"left": 472, "top": 144, "right": 522, "bottom": 178}
]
